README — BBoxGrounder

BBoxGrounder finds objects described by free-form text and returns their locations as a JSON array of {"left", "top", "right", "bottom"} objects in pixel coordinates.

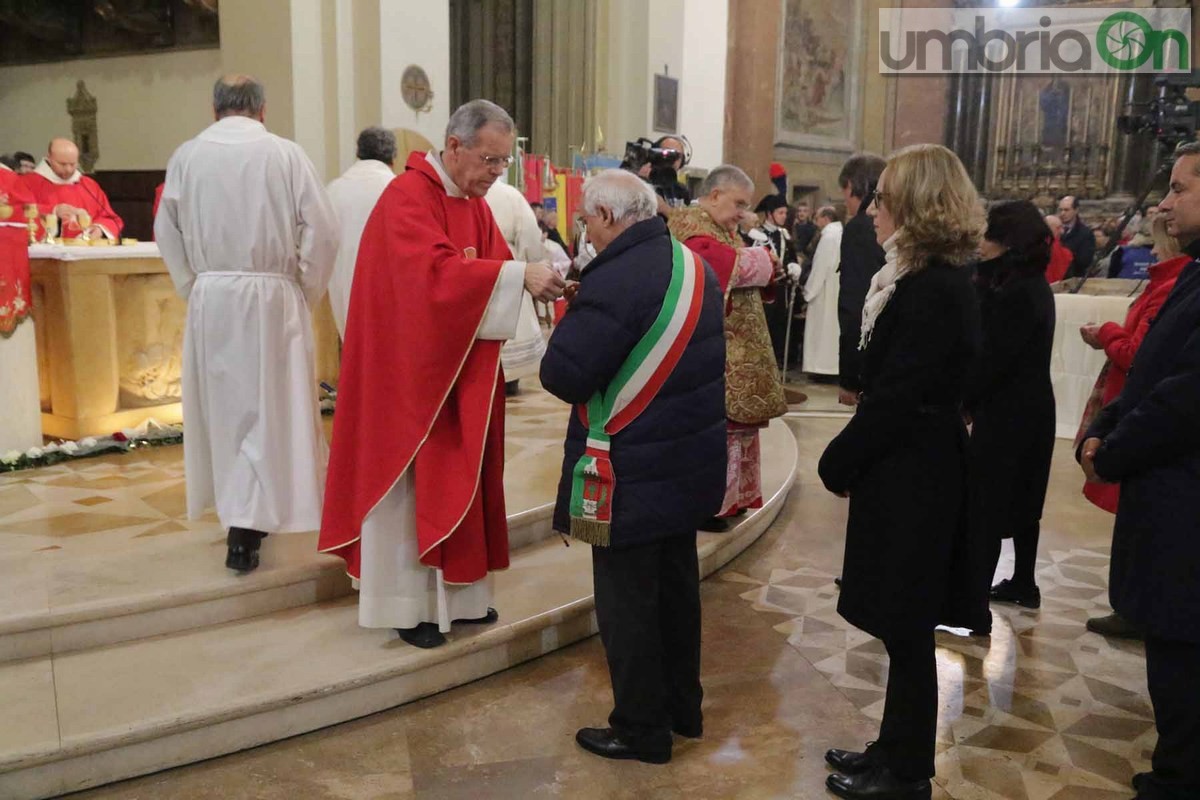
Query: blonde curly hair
[{"left": 880, "top": 143, "right": 983, "bottom": 269}]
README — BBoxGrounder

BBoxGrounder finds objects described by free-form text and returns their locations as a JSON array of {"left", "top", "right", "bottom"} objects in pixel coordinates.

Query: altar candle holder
[{"left": 24, "top": 204, "right": 38, "bottom": 245}]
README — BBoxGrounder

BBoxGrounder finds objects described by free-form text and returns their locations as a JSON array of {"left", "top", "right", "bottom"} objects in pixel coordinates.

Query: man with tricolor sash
[{"left": 541, "top": 169, "right": 727, "bottom": 765}]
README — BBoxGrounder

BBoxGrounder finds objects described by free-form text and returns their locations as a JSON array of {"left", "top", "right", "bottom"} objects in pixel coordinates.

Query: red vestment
[
  {"left": 320, "top": 152, "right": 513, "bottom": 583},
  {"left": 0, "top": 166, "right": 34, "bottom": 334},
  {"left": 1046, "top": 240, "right": 1072, "bottom": 283},
  {"left": 22, "top": 162, "right": 123, "bottom": 239}
]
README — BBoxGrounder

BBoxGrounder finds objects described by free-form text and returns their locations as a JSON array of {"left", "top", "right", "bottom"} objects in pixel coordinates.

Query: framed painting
[
  {"left": 775, "top": 0, "right": 863, "bottom": 152},
  {"left": 654, "top": 73, "right": 679, "bottom": 133}
]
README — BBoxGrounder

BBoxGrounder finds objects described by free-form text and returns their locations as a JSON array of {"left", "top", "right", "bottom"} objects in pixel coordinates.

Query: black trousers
[
  {"left": 985, "top": 520, "right": 1041, "bottom": 588},
  {"left": 591, "top": 532, "right": 703, "bottom": 748},
  {"left": 878, "top": 630, "right": 937, "bottom": 780},
  {"left": 1143, "top": 636, "right": 1200, "bottom": 798}
]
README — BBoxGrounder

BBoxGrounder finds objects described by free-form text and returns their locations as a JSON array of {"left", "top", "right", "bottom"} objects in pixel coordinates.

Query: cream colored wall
[
  {"left": 679, "top": 0, "right": 727, "bottom": 169},
  {"left": 0, "top": 48, "right": 221, "bottom": 170},
  {"left": 378, "top": 1, "right": 451, "bottom": 149},
  {"left": 599, "top": 0, "right": 650, "bottom": 158}
]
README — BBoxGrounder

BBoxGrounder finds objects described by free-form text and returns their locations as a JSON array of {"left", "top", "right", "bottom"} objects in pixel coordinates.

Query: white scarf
[
  {"left": 859, "top": 231, "right": 906, "bottom": 349},
  {"left": 34, "top": 159, "right": 82, "bottom": 185}
]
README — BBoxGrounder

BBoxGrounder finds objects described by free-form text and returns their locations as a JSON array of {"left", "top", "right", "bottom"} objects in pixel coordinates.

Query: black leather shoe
[
  {"left": 825, "top": 742, "right": 879, "bottom": 775},
  {"left": 397, "top": 622, "right": 447, "bottom": 648},
  {"left": 575, "top": 727, "right": 671, "bottom": 764},
  {"left": 225, "top": 528, "right": 267, "bottom": 573},
  {"left": 1087, "top": 612, "right": 1144, "bottom": 641},
  {"left": 989, "top": 579, "right": 1041, "bottom": 609},
  {"left": 826, "top": 765, "right": 932, "bottom": 799},
  {"left": 455, "top": 607, "right": 499, "bottom": 625},
  {"left": 699, "top": 516, "right": 730, "bottom": 532},
  {"left": 672, "top": 720, "right": 703, "bottom": 739},
  {"left": 1132, "top": 771, "right": 1150, "bottom": 792}
]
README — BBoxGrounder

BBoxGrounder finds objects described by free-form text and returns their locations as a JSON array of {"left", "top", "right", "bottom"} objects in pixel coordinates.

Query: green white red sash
[{"left": 569, "top": 237, "right": 706, "bottom": 545}]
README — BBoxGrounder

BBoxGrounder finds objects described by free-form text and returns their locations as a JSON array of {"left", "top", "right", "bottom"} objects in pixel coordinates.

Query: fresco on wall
[{"left": 775, "top": 0, "right": 862, "bottom": 152}]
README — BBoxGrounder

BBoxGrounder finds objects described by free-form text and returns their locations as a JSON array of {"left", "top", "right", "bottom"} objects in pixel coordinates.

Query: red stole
[
  {"left": 22, "top": 172, "right": 124, "bottom": 238},
  {"left": 320, "top": 152, "right": 513, "bottom": 583}
]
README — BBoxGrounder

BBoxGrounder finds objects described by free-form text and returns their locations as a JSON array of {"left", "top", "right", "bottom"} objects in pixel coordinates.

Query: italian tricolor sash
[{"left": 569, "top": 237, "right": 706, "bottom": 545}]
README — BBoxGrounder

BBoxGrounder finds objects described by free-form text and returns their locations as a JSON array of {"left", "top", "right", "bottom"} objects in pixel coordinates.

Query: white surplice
[
  {"left": 485, "top": 180, "right": 546, "bottom": 382},
  {"left": 326, "top": 159, "right": 395, "bottom": 338},
  {"left": 356, "top": 152, "right": 525, "bottom": 633},
  {"left": 155, "top": 115, "right": 339, "bottom": 533},
  {"left": 803, "top": 221, "right": 843, "bottom": 376}
]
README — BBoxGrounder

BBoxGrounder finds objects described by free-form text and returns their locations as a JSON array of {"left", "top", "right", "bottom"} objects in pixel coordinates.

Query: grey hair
[
  {"left": 816, "top": 205, "right": 840, "bottom": 223},
  {"left": 213, "top": 74, "right": 265, "bottom": 117},
  {"left": 699, "top": 164, "right": 754, "bottom": 197},
  {"left": 445, "top": 99, "right": 515, "bottom": 147},
  {"left": 356, "top": 126, "right": 397, "bottom": 164},
  {"left": 582, "top": 169, "right": 658, "bottom": 224}
]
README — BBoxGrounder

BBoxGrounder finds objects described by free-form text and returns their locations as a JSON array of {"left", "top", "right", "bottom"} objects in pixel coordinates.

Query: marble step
[
  {"left": 0, "top": 420, "right": 797, "bottom": 800},
  {"left": 0, "top": 500, "right": 555, "bottom": 664}
]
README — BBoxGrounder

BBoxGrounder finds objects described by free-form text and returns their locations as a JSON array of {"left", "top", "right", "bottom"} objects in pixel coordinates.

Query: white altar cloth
[{"left": 1050, "top": 290, "right": 1139, "bottom": 439}]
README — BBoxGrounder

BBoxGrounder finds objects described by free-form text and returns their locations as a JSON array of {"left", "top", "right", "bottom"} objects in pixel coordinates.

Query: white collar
[
  {"left": 34, "top": 159, "right": 82, "bottom": 185},
  {"left": 0, "top": 162, "right": 11, "bottom": 173},
  {"left": 198, "top": 116, "right": 270, "bottom": 145},
  {"left": 425, "top": 151, "right": 465, "bottom": 199}
]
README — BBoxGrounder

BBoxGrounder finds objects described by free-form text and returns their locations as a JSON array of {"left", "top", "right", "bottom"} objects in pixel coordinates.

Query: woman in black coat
[
  {"left": 817, "top": 144, "right": 984, "bottom": 800},
  {"left": 966, "top": 201, "right": 1057, "bottom": 610}
]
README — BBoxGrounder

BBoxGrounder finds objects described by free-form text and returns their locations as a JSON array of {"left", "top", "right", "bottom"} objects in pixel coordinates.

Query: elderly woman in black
[
  {"left": 818, "top": 144, "right": 984, "bottom": 800},
  {"left": 967, "top": 202, "right": 1057, "bottom": 611}
]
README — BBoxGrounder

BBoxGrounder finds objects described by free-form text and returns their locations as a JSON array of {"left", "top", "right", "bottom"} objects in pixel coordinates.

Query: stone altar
[{"left": 28, "top": 244, "right": 340, "bottom": 439}]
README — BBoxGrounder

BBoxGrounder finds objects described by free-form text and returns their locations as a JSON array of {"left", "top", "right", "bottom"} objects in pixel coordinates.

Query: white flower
[
  {"left": 42, "top": 442, "right": 59, "bottom": 454},
  {"left": 79, "top": 437, "right": 97, "bottom": 448},
  {"left": 1, "top": 450, "right": 21, "bottom": 465},
  {"left": 120, "top": 428, "right": 136, "bottom": 439},
  {"left": 60, "top": 441, "right": 80, "bottom": 454},
  {"left": 25, "top": 446, "right": 43, "bottom": 459}
]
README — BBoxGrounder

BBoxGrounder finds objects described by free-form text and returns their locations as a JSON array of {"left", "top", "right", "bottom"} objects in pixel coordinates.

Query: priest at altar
[
  {"left": 0, "top": 160, "right": 42, "bottom": 452},
  {"left": 320, "top": 100, "right": 566, "bottom": 649},
  {"left": 23, "top": 138, "right": 123, "bottom": 240}
]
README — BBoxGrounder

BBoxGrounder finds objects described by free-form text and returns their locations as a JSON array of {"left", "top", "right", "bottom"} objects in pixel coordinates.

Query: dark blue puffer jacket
[{"left": 540, "top": 215, "right": 727, "bottom": 548}]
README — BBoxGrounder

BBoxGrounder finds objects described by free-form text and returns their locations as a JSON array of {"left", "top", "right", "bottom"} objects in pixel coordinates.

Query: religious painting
[
  {"left": 775, "top": 0, "right": 863, "bottom": 152},
  {"left": 654, "top": 74, "right": 679, "bottom": 134}
]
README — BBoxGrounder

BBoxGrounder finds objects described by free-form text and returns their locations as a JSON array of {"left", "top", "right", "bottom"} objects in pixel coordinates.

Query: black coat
[
  {"left": 1060, "top": 219, "right": 1096, "bottom": 279},
  {"left": 1084, "top": 255, "right": 1200, "bottom": 643},
  {"left": 541, "top": 216, "right": 728, "bottom": 549},
  {"left": 819, "top": 260, "right": 985, "bottom": 639},
  {"left": 965, "top": 263, "right": 1057, "bottom": 539},
  {"left": 837, "top": 207, "right": 887, "bottom": 391}
]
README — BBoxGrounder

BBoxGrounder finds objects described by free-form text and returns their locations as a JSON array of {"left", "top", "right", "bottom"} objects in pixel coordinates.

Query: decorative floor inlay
[{"left": 728, "top": 546, "right": 1153, "bottom": 800}]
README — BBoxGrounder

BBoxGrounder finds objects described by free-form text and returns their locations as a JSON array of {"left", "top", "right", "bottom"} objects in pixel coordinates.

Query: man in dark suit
[
  {"left": 835, "top": 153, "right": 887, "bottom": 406},
  {"left": 1079, "top": 142, "right": 1200, "bottom": 800},
  {"left": 1058, "top": 194, "right": 1096, "bottom": 278}
]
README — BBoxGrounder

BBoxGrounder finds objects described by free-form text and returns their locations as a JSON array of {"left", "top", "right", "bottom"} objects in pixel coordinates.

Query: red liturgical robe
[
  {"left": 320, "top": 151, "right": 517, "bottom": 585},
  {"left": 0, "top": 164, "right": 34, "bottom": 333},
  {"left": 23, "top": 161, "right": 123, "bottom": 239}
]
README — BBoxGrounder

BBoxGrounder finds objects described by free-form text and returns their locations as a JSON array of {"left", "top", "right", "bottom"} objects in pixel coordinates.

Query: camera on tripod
[{"left": 1117, "top": 70, "right": 1200, "bottom": 151}]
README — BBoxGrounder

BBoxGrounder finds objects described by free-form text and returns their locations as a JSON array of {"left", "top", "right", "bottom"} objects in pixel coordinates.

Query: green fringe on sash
[{"left": 569, "top": 517, "right": 611, "bottom": 547}]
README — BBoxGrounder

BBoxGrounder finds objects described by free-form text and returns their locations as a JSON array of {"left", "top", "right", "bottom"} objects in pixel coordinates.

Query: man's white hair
[
  {"left": 582, "top": 169, "right": 658, "bottom": 223},
  {"left": 699, "top": 164, "right": 754, "bottom": 196},
  {"left": 445, "top": 99, "right": 515, "bottom": 147}
]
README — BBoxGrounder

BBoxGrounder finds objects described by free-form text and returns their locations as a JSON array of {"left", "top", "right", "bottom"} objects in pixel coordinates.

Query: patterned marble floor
[{"left": 63, "top": 416, "right": 1149, "bottom": 800}]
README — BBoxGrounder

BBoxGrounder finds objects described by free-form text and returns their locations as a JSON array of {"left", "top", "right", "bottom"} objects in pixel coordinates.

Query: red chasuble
[
  {"left": 320, "top": 152, "right": 513, "bottom": 583},
  {"left": 22, "top": 164, "right": 123, "bottom": 239},
  {"left": 0, "top": 167, "right": 34, "bottom": 333}
]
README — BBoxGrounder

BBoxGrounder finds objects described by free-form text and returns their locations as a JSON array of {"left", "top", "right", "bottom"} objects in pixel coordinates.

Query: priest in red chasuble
[
  {"left": 0, "top": 160, "right": 35, "bottom": 333},
  {"left": 22, "top": 138, "right": 123, "bottom": 241},
  {"left": 668, "top": 165, "right": 787, "bottom": 530},
  {"left": 320, "top": 99, "right": 565, "bottom": 648}
]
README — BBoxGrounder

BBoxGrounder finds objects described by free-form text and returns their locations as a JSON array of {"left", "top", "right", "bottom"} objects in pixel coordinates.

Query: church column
[
  {"left": 722, "top": 0, "right": 780, "bottom": 194},
  {"left": 1110, "top": 73, "right": 1155, "bottom": 198},
  {"left": 968, "top": 74, "right": 994, "bottom": 190}
]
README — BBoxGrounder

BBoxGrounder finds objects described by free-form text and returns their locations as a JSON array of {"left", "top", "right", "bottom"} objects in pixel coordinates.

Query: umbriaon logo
[{"left": 879, "top": 7, "right": 1191, "bottom": 74}]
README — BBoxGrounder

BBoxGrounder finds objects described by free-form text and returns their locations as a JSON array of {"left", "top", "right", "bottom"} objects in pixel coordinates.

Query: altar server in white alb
[
  {"left": 326, "top": 126, "right": 397, "bottom": 338},
  {"left": 802, "top": 206, "right": 843, "bottom": 378},
  {"left": 155, "top": 74, "right": 339, "bottom": 573},
  {"left": 486, "top": 178, "right": 548, "bottom": 392}
]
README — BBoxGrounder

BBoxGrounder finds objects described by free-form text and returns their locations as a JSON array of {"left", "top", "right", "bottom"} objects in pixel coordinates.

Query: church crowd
[{"left": 6, "top": 72, "right": 1199, "bottom": 800}]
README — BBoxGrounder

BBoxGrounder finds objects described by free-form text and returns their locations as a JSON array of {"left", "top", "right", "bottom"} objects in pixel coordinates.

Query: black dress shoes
[
  {"left": 699, "top": 516, "right": 730, "bottom": 532},
  {"left": 575, "top": 727, "right": 671, "bottom": 764},
  {"left": 1087, "top": 612, "right": 1144, "bottom": 640},
  {"left": 825, "top": 742, "right": 879, "bottom": 775},
  {"left": 672, "top": 719, "right": 703, "bottom": 739},
  {"left": 397, "top": 622, "right": 447, "bottom": 648},
  {"left": 225, "top": 528, "right": 268, "bottom": 573},
  {"left": 826, "top": 764, "right": 932, "bottom": 799},
  {"left": 455, "top": 607, "right": 499, "bottom": 625},
  {"left": 989, "top": 579, "right": 1041, "bottom": 609}
]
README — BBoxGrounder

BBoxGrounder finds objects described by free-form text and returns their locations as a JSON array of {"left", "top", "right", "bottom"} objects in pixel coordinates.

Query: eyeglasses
[
  {"left": 871, "top": 191, "right": 888, "bottom": 207},
  {"left": 475, "top": 152, "right": 514, "bottom": 169}
]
